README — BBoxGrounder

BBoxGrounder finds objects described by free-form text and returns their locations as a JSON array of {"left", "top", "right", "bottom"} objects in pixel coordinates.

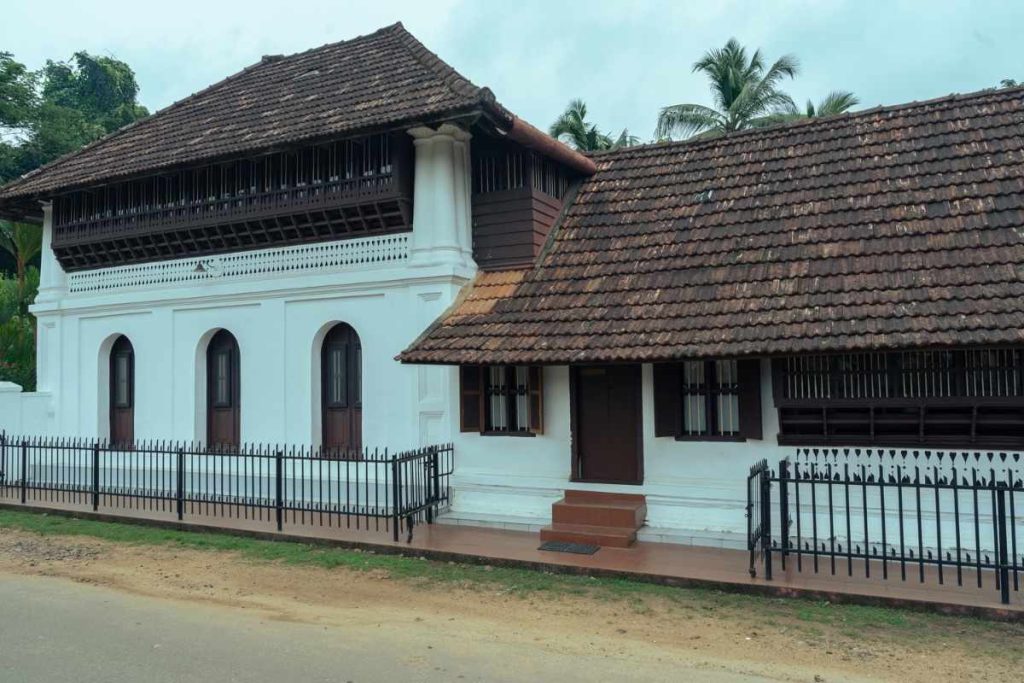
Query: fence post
[
  {"left": 391, "top": 454, "right": 400, "bottom": 543},
  {"left": 779, "top": 459, "right": 790, "bottom": 571},
  {"left": 20, "top": 439, "right": 27, "bottom": 504},
  {"left": 425, "top": 447, "right": 439, "bottom": 524},
  {"left": 176, "top": 447, "right": 185, "bottom": 521},
  {"left": 996, "top": 484, "right": 1010, "bottom": 605},
  {"left": 762, "top": 463, "right": 773, "bottom": 580},
  {"left": 274, "top": 449, "right": 283, "bottom": 532},
  {"left": 92, "top": 442, "right": 100, "bottom": 511}
]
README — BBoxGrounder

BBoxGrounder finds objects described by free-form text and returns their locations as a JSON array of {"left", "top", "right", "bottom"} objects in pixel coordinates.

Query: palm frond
[
  {"left": 655, "top": 103, "right": 725, "bottom": 140},
  {"left": 814, "top": 91, "right": 859, "bottom": 117}
]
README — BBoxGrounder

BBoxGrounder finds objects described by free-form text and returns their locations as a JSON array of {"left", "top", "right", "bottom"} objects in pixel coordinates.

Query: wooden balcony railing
[{"left": 51, "top": 133, "right": 413, "bottom": 271}]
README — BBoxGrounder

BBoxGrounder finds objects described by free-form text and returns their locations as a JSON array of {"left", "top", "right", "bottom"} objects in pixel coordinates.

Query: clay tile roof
[
  {"left": 401, "top": 86, "right": 1024, "bottom": 364},
  {"left": 0, "top": 23, "right": 534, "bottom": 202}
]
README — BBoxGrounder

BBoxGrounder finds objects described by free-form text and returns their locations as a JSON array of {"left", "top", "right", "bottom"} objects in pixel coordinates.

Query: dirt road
[{"left": 0, "top": 529, "right": 1019, "bottom": 682}]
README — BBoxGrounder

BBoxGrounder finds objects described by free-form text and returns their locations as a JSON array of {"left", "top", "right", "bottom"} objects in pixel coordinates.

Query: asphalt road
[{"left": 0, "top": 573, "right": 771, "bottom": 682}]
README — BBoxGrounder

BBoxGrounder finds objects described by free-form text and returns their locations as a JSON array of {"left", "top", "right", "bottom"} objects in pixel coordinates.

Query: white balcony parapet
[{"left": 67, "top": 233, "right": 410, "bottom": 294}]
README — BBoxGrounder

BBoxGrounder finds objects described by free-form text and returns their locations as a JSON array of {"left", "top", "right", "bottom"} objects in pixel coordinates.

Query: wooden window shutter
[
  {"left": 653, "top": 363, "right": 683, "bottom": 437},
  {"left": 527, "top": 366, "right": 544, "bottom": 434},
  {"left": 459, "top": 365, "right": 483, "bottom": 433},
  {"left": 738, "top": 359, "right": 763, "bottom": 440}
]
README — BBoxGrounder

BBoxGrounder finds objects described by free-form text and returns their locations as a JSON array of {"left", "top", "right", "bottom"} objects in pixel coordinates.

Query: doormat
[{"left": 538, "top": 540, "right": 600, "bottom": 555}]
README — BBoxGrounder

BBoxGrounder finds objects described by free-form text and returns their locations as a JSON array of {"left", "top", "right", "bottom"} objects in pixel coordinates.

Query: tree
[
  {"left": 1001, "top": 79, "right": 1020, "bottom": 88},
  {"left": 655, "top": 38, "right": 799, "bottom": 140},
  {"left": 762, "top": 90, "right": 859, "bottom": 125},
  {"left": 550, "top": 99, "right": 638, "bottom": 151},
  {"left": 796, "top": 91, "right": 859, "bottom": 118},
  {"left": 0, "top": 220, "right": 42, "bottom": 308},
  {"left": 0, "top": 51, "right": 149, "bottom": 185},
  {"left": 0, "top": 51, "right": 37, "bottom": 139}
]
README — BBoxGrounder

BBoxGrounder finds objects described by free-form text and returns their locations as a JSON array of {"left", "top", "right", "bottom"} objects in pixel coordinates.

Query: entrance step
[
  {"left": 539, "top": 523, "right": 637, "bottom": 548},
  {"left": 542, "top": 490, "right": 647, "bottom": 549}
]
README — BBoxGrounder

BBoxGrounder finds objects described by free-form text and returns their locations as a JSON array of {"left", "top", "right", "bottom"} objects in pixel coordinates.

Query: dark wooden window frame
[
  {"left": 654, "top": 359, "right": 762, "bottom": 442},
  {"left": 677, "top": 360, "right": 743, "bottom": 442},
  {"left": 772, "top": 348, "right": 1024, "bottom": 448},
  {"left": 460, "top": 364, "right": 542, "bottom": 436}
]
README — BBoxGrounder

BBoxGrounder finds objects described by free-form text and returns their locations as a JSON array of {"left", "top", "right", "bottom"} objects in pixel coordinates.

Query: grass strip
[{"left": 0, "top": 508, "right": 1021, "bottom": 650}]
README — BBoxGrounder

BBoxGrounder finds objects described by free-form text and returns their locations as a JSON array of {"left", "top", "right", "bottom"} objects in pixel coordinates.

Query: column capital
[{"left": 407, "top": 123, "right": 471, "bottom": 143}]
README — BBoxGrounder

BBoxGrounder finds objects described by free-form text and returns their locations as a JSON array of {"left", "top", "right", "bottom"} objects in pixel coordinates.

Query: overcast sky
[{"left": 3, "top": 1, "right": 1023, "bottom": 141}]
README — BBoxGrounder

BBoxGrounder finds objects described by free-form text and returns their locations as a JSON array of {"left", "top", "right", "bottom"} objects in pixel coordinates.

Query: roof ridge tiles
[
  {"left": 388, "top": 23, "right": 484, "bottom": 102},
  {"left": 587, "top": 84, "right": 1024, "bottom": 161}
]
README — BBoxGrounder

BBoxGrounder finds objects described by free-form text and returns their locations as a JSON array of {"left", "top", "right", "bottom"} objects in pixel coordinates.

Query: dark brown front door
[
  {"left": 109, "top": 335, "right": 134, "bottom": 446},
  {"left": 321, "top": 323, "right": 362, "bottom": 455},
  {"left": 572, "top": 364, "right": 643, "bottom": 484},
  {"left": 207, "top": 330, "right": 240, "bottom": 448}
]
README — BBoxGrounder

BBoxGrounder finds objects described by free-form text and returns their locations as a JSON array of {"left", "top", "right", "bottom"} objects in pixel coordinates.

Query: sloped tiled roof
[
  {"left": 401, "top": 86, "right": 1024, "bottom": 364},
  {"left": 0, "top": 23, "right": 490, "bottom": 201}
]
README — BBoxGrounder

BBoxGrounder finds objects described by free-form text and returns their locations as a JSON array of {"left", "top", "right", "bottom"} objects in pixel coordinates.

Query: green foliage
[
  {"left": 0, "top": 51, "right": 37, "bottom": 135},
  {"left": 656, "top": 38, "right": 800, "bottom": 140},
  {"left": 655, "top": 39, "right": 858, "bottom": 140},
  {"left": 0, "top": 311, "right": 35, "bottom": 390},
  {"left": 0, "top": 220, "right": 42, "bottom": 296},
  {"left": 550, "top": 98, "right": 639, "bottom": 151},
  {"left": 0, "top": 51, "right": 149, "bottom": 185},
  {"left": 0, "top": 266, "right": 36, "bottom": 390},
  {"left": 1001, "top": 78, "right": 1020, "bottom": 88}
]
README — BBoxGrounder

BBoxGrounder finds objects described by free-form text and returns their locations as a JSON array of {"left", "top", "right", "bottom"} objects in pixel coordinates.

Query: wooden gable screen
[{"left": 653, "top": 360, "right": 762, "bottom": 440}]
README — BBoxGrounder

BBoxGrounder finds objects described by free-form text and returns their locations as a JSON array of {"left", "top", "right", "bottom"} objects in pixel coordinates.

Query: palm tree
[
  {"left": 764, "top": 91, "right": 859, "bottom": 125},
  {"left": 550, "top": 99, "right": 637, "bottom": 151},
  {"left": 655, "top": 38, "right": 799, "bottom": 140},
  {"left": 799, "top": 91, "right": 859, "bottom": 117},
  {"left": 0, "top": 219, "right": 42, "bottom": 303}
]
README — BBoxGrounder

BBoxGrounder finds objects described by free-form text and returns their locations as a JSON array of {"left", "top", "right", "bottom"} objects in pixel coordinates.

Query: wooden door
[
  {"left": 109, "top": 336, "right": 134, "bottom": 446},
  {"left": 207, "top": 330, "right": 240, "bottom": 448},
  {"left": 571, "top": 364, "right": 643, "bottom": 484},
  {"left": 321, "top": 324, "right": 362, "bottom": 455}
]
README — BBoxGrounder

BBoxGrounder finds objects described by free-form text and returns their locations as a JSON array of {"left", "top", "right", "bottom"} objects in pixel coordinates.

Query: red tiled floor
[{"left": 1, "top": 493, "right": 1020, "bottom": 620}]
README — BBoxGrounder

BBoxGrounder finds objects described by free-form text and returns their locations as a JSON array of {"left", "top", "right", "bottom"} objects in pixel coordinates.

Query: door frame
[
  {"left": 206, "top": 330, "right": 241, "bottom": 448},
  {"left": 108, "top": 335, "right": 135, "bottom": 446},
  {"left": 569, "top": 363, "right": 644, "bottom": 485},
  {"left": 320, "top": 322, "right": 362, "bottom": 454}
]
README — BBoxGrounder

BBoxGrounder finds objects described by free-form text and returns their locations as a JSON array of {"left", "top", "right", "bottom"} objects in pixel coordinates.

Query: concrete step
[
  {"left": 552, "top": 500, "right": 646, "bottom": 528},
  {"left": 563, "top": 489, "right": 646, "bottom": 506},
  {"left": 540, "top": 523, "right": 637, "bottom": 548}
]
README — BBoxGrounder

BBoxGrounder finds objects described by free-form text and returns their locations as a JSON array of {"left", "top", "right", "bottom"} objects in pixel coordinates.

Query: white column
[
  {"left": 35, "top": 202, "right": 66, "bottom": 305},
  {"left": 439, "top": 123, "right": 474, "bottom": 268},
  {"left": 407, "top": 125, "right": 471, "bottom": 268}
]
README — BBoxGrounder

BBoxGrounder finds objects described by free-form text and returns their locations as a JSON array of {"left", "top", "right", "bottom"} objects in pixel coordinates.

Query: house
[{"left": 2, "top": 23, "right": 1023, "bottom": 548}]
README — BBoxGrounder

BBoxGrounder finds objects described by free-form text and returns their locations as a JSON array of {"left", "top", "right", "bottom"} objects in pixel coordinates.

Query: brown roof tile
[
  {"left": 0, "top": 23, "right": 489, "bottom": 201},
  {"left": 401, "top": 86, "right": 1024, "bottom": 364}
]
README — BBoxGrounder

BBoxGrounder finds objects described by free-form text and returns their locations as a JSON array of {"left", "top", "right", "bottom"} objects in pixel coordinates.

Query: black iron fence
[
  {"left": 0, "top": 433, "right": 453, "bottom": 543},
  {"left": 747, "top": 448, "right": 1023, "bottom": 605}
]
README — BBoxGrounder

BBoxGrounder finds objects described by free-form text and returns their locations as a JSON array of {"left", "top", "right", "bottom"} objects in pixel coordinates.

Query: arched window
[
  {"left": 207, "top": 330, "right": 240, "bottom": 447},
  {"left": 321, "top": 323, "right": 361, "bottom": 455},
  {"left": 109, "top": 335, "right": 134, "bottom": 445}
]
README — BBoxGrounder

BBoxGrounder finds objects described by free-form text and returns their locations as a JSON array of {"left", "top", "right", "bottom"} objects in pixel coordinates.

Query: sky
[{"left": 2, "top": 0, "right": 1023, "bottom": 141}]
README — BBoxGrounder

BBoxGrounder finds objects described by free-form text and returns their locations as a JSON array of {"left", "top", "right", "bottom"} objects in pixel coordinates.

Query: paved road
[{"left": 0, "top": 574, "right": 772, "bottom": 682}]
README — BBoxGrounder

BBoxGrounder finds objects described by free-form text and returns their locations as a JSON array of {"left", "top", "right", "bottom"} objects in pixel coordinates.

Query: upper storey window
[{"left": 51, "top": 133, "right": 412, "bottom": 271}]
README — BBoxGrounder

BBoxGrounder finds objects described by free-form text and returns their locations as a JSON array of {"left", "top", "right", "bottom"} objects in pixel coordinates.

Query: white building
[{"left": 2, "top": 24, "right": 1023, "bottom": 550}]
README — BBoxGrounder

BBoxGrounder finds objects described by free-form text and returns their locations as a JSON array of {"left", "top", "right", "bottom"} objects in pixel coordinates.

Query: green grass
[{"left": 0, "top": 508, "right": 1021, "bottom": 651}]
